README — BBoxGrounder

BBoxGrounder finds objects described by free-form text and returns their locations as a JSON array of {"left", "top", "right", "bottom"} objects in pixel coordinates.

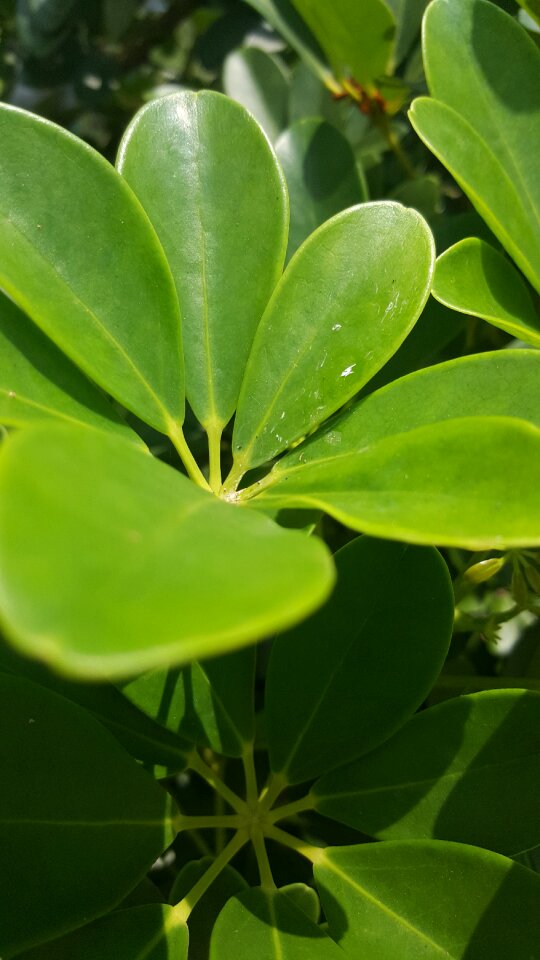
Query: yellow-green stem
[
  {"left": 189, "top": 752, "right": 249, "bottom": 815},
  {"left": 206, "top": 420, "right": 223, "bottom": 494},
  {"left": 168, "top": 423, "right": 211, "bottom": 491},
  {"left": 242, "top": 743, "right": 259, "bottom": 810},
  {"left": 267, "top": 794, "right": 315, "bottom": 824},
  {"left": 173, "top": 830, "right": 248, "bottom": 923},
  {"left": 251, "top": 825, "right": 276, "bottom": 890},
  {"left": 264, "top": 825, "right": 326, "bottom": 865},
  {"left": 259, "top": 772, "right": 288, "bottom": 814}
]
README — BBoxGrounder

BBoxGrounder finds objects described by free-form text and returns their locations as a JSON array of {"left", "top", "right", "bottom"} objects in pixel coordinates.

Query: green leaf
[
  {"left": 280, "top": 884, "right": 320, "bottom": 923},
  {"left": 17, "top": 906, "right": 188, "bottom": 960},
  {"left": 433, "top": 238, "right": 540, "bottom": 347},
  {"left": 119, "top": 647, "right": 256, "bottom": 759},
  {"left": 210, "top": 888, "right": 342, "bottom": 958},
  {"left": 265, "top": 536, "right": 452, "bottom": 784},
  {"left": 280, "top": 349, "right": 540, "bottom": 459},
  {"left": 117, "top": 91, "right": 288, "bottom": 433},
  {"left": 0, "top": 103, "right": 183, "bottom": 433},
  {"left": 315, "top": 841, "right": 540, "bottom": 959},
  {"left": 223, "top": 48, "right": 289, "bottom": 142},
  {"left": 253, "top": 350, "right": 540, "bottom": 548},
  {"left": 517, "top": 0, "right": 540, "bottom": 27},
  {"left": 0, "top": 424, "right": 333, "bottom": 679},
  {"left": 384, "top": 0, "right": 428, "bottom": 65},
  {"left": 231, "top": 202, "right": 434, "bottom": 476},
  {"left": 255, "top": 416, "right": 540, "bottom": 548},
  {"left": 275, "top": 118, "right": 366, "bottom": 260},
  {"left": 242, "top": 0, "right": 332, "bottom": 85},
  {"left": 0, "top": 639, "right": 190, "bottom": 771},
  {"left": 290, "top": 0, "right": 396, "bottom": 89},
  {"left": 0, "top": 292, "right": 141, "bottom": 441},
  {"left": 410, "top": 0, "right": 540, "bottom": 293},
  {"left": 170, "top": 858, "right": 247, "bottom": 960},
  {"left": 314, "top": 690, "right": 540, "bottom": 856},
  {"left": 0, "top": 674, "right": 172, "bottom": 958}
]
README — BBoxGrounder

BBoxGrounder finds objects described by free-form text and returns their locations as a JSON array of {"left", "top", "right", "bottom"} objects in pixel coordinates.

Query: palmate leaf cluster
[{"left": 0, "top": 0, "right": 540, "bottom": 957}]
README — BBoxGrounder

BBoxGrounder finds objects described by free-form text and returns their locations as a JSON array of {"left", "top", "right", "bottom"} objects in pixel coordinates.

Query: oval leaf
[
  {"left": 18, "top": 906, "right": 188, "bottom": 960},
  {"left": 231, "top": 202, "right": 434, "bottom": 475},
  {"left": 0, "top": 424, "right": 333, "bottom": 679},
  {"left": 210, "top": 888, "right": 342, "bottom": 959},
  {"left": 0, "top": 293, "right": 140, "bottom": 441},
  {"left": 119, "top": 646, "right": 256, "bottom": 759},
  {"left": 117, "top": 91, "right": 288, "bottom": 432},
  {"left": 0, "top": 639, "right": 190, "bottom": 771},
  {"left": 265, "top": 536, "right": 453, "bottom": 784},
  {"left": 314, "top": 690, "right": 540, "bottom": 856},
  {"left": 275, "top": 118, "right": 366, "bottom": 260},
  {"left": 433, "top": 238, "right": 540, "bottom": 347},
  {"left": 411, "top": 0, "right": 540, "bottom": 292},
  {"left": 315, "top": 840, "right": 540, "bottom": 959},
  {"left": 291, "top": 0, "right": 396, "bottom": 89},
  {"left": 0, "top": 103, "right": 183, "bottom": 432},
  {"left": 243, "top": 0, "right": 331, "bottom": 85},
  {"left": 254, "top": 416, "right": 540, "bottom": 549},
  {"left": 223, "top": 47, "right": 289, "bottom": 142},
  {"left": 0, "top": 675, "right": 171, "bottom": 958}
]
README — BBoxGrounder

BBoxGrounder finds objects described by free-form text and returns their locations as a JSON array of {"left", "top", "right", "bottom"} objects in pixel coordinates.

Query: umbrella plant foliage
[{"left": 2, "top": 0, "right": 540, "bottom": 949}]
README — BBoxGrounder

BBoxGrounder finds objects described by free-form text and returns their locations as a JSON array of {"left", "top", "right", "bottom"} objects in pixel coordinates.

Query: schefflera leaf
[
  {"left": 0, "top": 424, "right": 333, "bottom": 679},
  {"left": 0, "top": 639, "right": 191, "bottom": 771},
  {"left": 432, "top": 238, "right": 540, "bottom": 347},
  {"left": 0, "top": 102, "right": 183, "bottom": 433},
  {"left": 291, "top": 0, "right": 396, "bottom": 90},
  {"left": 170, "top": 857, "right": 247, "bottom": 960},
  {"left": 314, "top": 690, "right": 540, "bottom": 857},
  {"left": 119, "top": 646, "right": 256, "bottom": 759},
  {"left": 17, "top": 906, "right": 188, "bottom": 960},
  {"left": 275, "top": 118, "right": 366, "bottom": 260},
  {"left": 314, "top": 841, "right": 540, "bottom": 959},
  {"left": 0, "top": 674, "right": 172, "bottom": 959},
  {"left": 230, "top": 202, "right": 434, "bottom": 478},
  {"left": 0, "top": 293, "right": 141, "bottom": 442},
  {"left": 254, "top": 350, "right": 540, "bottom": 548},
  {"left": 117, "top": 91, "right": 288, "bottom": 435},
  {"left": 410, "top": 0, "right": 540, "bottom": 293},
  {"left": 210, "top": 888, "right": 342, "bottom": 959},
  {"left": 265, "top": 536, "right": 453, "bottom": 785}
]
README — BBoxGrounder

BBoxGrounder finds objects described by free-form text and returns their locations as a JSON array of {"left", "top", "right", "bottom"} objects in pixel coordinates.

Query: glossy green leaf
[
  {"left": 0, "top": 639, "right": 190, "bottom": 770},
  {"left": 288, "top": 62, "right": 370, "bottom": 148},
  {"left": 0, "top": 293, "right": 140, "bottom": 441},
  {"left": 255, "top": 416, "right": 540, "bottom": 549},
  {"left": 275, "top": 119, "right": 366, "bottom": 260},
  {"left": 290, "top": 0, "right": 396, "bottom": 89},
  {"left": 18, "top": 906, "right": 188, "bottom": 960},
  {"left": 314, "top": 690, "right": 540, "bottom": 856},
  {"left": 223, "top": 48, "right": 289, "bottom": 142},
  {"left": 265, "top": 536, "right": 452, "bottom": 784},
  {"left": 242, "top": 0, "right": 331, "bottom": 85},
  {"left": 119, "top": 646, "right": 256, "bottom": 758},
  {"left": 210, "top": 888, "right": 342, "bottom": 958},
  {"left": 384, "top": 0, "right": 428, "bottom": 65},
  {"left": 254, "top": 349, "right": 540, "bottom": 547},
  {"left": 433, "top": 238, "right": 540, "bottom": 347},
  {"left": 280, "top": 350, "right": 540, "bottom": 459},
  {"left": 170, "top": 858, "right": 247, "bottom": 960},
  {"left": 0, "top": 424, "right": 333, "bottom": 679},
  {"left": 0, "top": 674, "right": 172, "bottom": 958},
  {"left": 0, "top": 103, "right": 183, "bottom": 433},
  {"left": 117, "top": 90, "right": 288, "bottom": 432},
  {"left": 410, "top": 0, "right": 540, "bottom": 292},
  {"left": 231, "top": 202, "right": 434, "bottom": 475},
  {"left": 315, "top": 841, "right": 540, "bottom": 959}
]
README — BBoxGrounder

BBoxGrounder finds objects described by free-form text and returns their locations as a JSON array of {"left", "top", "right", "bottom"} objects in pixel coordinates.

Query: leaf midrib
[{"left": 0, "top": 213, "right": 172, "bottom": 424}]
